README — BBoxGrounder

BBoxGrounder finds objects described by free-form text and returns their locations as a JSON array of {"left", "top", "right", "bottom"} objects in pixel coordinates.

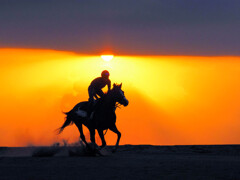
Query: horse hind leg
[
  {"left": 109, "top": 125, "right": 121, "bottom": 153},
  {"left": 75, "top": 122, "right": 88, "bottom": 148}
]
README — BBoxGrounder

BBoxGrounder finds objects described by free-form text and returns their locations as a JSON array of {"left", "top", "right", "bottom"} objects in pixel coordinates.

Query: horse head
[{"left": 111, "top": 83, "right": 129, "bottom": 107}]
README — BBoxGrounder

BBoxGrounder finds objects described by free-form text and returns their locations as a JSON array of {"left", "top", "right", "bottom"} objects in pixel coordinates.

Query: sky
[
  {"left": 0, "top": 1, "right": 240, "bottom": 146},
  {"left": 0, "top": 0, "right": 240, "bottom": 55}
]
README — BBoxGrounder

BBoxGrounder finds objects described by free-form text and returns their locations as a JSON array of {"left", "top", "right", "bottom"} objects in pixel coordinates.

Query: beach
[{"left": 0, "top": 145, "right": 240, "bottom": 179}]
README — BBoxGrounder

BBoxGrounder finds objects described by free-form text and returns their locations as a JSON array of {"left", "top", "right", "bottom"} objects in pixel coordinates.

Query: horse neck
[{"left": 104, "top": 92, "right": 117, "bottom": 109}]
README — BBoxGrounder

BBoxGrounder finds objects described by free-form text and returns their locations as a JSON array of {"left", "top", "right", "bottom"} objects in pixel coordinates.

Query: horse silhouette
[{"left": 58, "top": 83, "right": 129, "bottom": 152}]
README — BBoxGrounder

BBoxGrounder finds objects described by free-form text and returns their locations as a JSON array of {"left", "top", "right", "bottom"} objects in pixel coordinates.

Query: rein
[{"left": 115, "top": 102, "right": 122, "bottom": 109}]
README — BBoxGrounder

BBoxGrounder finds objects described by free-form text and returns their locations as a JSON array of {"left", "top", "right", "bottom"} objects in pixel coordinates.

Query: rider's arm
[{"left": 107, "top": 80, "right": 111, "bottom": 92}]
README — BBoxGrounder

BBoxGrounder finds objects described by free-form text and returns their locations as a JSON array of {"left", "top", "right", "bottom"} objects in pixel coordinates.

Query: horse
[{"left": 58, "top": 83, "right": 129, "bottom": 152}]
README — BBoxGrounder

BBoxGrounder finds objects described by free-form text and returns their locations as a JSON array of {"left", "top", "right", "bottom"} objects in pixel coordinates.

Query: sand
[{"left": 0, "top": 145, "right": 240, "bottom": 180}]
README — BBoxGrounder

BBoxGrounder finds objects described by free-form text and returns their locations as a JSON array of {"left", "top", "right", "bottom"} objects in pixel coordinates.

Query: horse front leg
[
  {"left": 97, "top": 129, "right": 106, "bottom": 148},
  {"left": 109, "top": 125, "right": 121, "bottom": 153}
]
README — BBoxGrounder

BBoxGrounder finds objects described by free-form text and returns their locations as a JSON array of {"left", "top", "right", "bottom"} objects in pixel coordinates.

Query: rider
[
  {"left": 87, "top": 70, "right": 111, "bottom": 118},
  {"left": 88, "top": 70, "right": 111, "bottom": 103}
]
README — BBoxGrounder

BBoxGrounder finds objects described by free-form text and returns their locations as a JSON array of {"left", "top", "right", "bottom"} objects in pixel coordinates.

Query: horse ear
[
  {"left": 120, "top": 83, "right": 122, "bottom": 88},
  {"left": 113, "top": 83, "right": 116, "bottom": 88}
]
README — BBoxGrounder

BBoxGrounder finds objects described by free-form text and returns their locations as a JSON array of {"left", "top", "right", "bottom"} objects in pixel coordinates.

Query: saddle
[{"left": 75, "top": 99, "right": 102, "bottom": 121}]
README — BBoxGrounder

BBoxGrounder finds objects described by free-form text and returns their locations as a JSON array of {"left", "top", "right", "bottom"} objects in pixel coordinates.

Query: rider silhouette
[{"left": 87, "top": 70, "right": 111, "bottom": 120}]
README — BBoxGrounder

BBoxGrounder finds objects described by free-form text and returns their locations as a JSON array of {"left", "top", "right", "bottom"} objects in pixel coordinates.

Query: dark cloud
[{"left": 0, "top": 0, "right": 240, "bottom": 55}]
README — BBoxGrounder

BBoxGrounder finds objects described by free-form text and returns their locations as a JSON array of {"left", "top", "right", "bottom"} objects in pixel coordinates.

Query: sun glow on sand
[{"left": 1, "top": 48, "right": 240, "bottom": 147}]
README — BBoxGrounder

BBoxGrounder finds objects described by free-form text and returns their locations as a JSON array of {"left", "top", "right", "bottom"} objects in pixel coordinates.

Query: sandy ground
[{"left": 0, "top": 145, "right": 240, "bottom": 180}]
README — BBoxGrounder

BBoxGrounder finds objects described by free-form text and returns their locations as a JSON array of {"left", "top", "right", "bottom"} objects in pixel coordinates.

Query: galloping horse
[{"left": 58, "top": 83, "right": 129, "bottom": 152}]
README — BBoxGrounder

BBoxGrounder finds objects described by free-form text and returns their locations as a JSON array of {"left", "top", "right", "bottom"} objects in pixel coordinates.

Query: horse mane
[
  {"left": 104, "top": 83, "right": 121, "bottom": 97},
  {"left": 105, "top": 83, "right": 123, "bottom": 109},
  {"left": 110, "top": 83, "right": 122, "bottom": 91}
]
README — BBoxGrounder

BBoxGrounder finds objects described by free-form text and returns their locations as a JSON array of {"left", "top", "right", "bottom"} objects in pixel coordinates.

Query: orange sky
[{"left": 0, "top": 48, "right": 240, "bottom": 146}]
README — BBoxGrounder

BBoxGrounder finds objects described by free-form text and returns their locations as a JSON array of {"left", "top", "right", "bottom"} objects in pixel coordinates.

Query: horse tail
[
  {"left": 57, "top": 101, "right": 87, "bottom": 134},
  {"left": 57, "top": 112, "right": 74, "bottom": 134}
]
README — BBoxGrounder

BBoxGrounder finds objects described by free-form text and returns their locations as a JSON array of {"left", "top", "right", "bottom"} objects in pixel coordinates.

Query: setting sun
[{"left": 101, "top": 55, "right": 114, "bottom": 62}]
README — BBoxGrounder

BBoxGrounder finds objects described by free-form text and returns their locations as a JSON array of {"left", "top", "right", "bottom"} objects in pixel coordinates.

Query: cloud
[{"left": 0, "top": 0, "right": 240, "bottom": 55}]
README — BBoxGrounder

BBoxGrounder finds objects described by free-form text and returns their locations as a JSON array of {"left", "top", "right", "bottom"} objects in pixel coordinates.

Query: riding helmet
[{"left": 101, "top": 70, "right": 110, "bottom": 78}]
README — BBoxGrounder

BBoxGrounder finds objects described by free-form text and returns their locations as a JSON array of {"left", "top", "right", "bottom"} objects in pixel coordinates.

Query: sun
[{"left": 101, "top": 55, "right": 114, "bottom": 62}]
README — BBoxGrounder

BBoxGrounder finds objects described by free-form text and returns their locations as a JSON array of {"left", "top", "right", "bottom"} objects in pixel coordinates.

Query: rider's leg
[
  {"left": 88, "top": 87, "right": 95, "bottom": 104},
  {"left": 88, "top": 89, "right": 103, "bottom": 118},
  {"left": 87, "top": 87, "right": 95, "bottom": 118}
]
